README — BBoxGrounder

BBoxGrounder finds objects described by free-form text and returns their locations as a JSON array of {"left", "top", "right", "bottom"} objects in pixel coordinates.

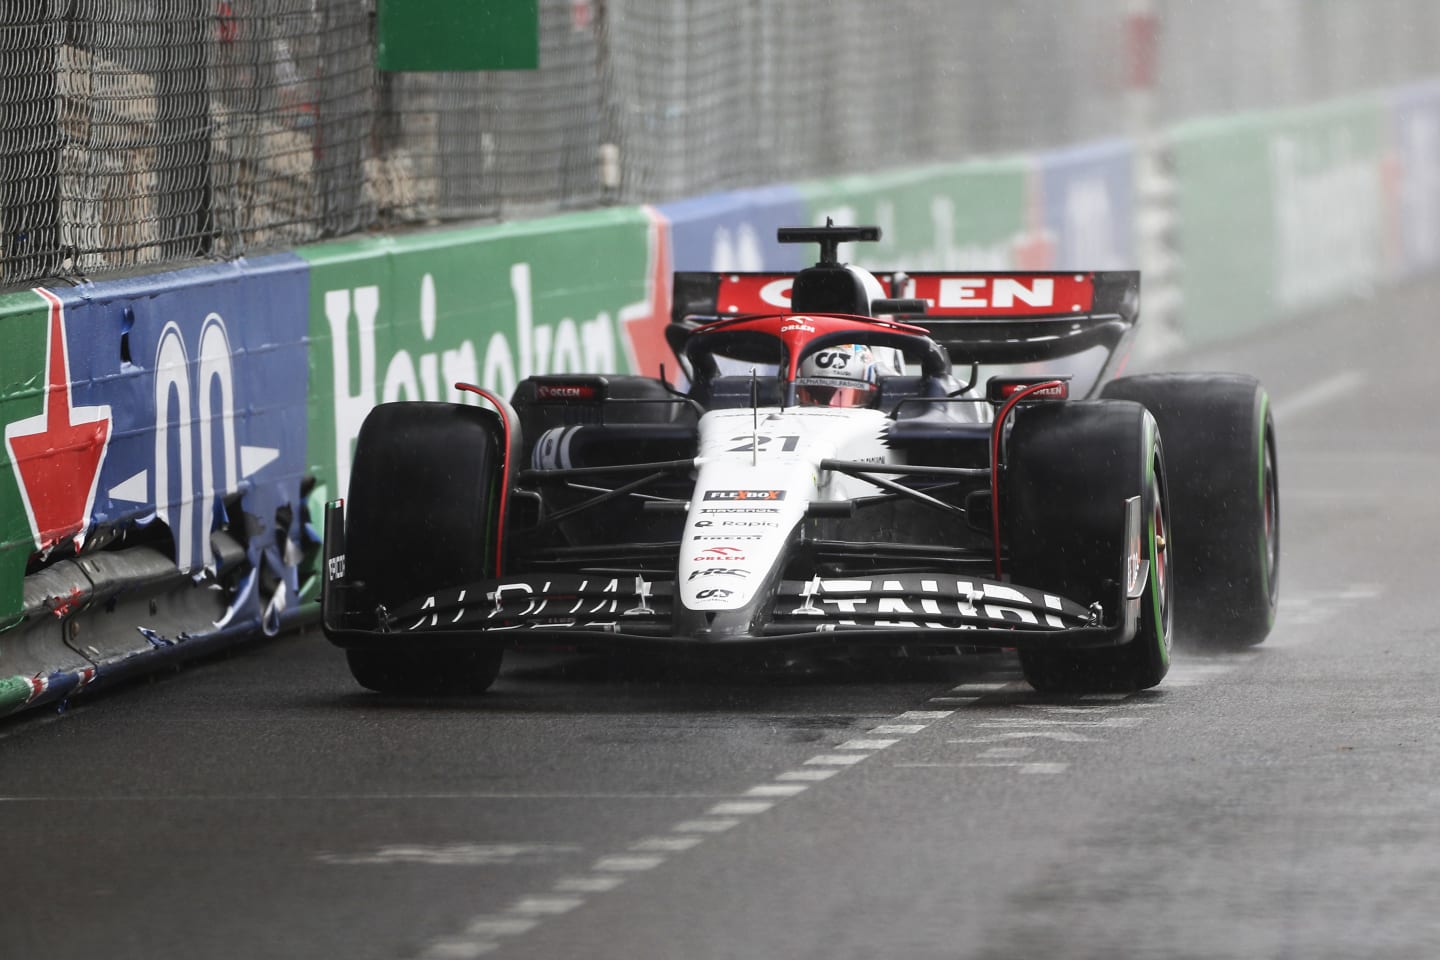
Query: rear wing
[{"left": 671, "top": 270, "right": 1140, "bottom": 365}]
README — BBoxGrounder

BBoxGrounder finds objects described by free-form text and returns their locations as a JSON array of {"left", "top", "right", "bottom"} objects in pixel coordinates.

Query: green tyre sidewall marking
[
  {"left": 1147, "top": 415, "right": 1169, "bottom": 667},
  {"left": 1257, "top": 391, "right": 1277, "bottom": 628}
]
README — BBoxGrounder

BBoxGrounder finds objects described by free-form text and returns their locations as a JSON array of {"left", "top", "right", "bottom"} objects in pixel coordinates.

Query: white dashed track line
[
  {"left": 775, "top": 768, "right": 838, "bottom": 782},
  {"left": 415, "top": 652, "right": 1264, "bottom": 957},
  {"left": 414, "top": 705, "right": 955, "bottom": 958}
]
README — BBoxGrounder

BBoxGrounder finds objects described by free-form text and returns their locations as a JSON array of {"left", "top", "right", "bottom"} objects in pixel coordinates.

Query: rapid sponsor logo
[{"left": 703, "top": 489, "right": 786, "bottom": 501}]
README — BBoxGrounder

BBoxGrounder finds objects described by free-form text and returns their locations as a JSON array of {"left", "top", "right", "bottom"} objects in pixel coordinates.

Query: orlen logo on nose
[
  {"left": 694, "top": 546, "right": 746, "bottom": 562},
  {"left": 703, "top": 489, "right": 786, "bottom": 501}
]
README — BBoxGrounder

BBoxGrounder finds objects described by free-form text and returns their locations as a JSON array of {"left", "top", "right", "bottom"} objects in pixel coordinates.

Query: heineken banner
[{"left": 1171, "top": 97, "right": 1390, "bottom": 343}]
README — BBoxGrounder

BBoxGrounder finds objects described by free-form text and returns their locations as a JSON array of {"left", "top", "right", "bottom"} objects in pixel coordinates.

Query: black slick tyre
[
  {"left": 1006, "top": 400, "right": 1173, "bottom": 694},
  {"left": 1102, "top": 373, "right": 1278, "bottom": 648},
  {"left": 343, "top": 401, "right": 506, "bottom": 695}
]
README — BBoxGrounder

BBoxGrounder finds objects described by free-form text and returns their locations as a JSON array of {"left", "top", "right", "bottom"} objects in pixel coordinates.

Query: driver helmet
[{"left": 795, "top": 344, "right": 900, "bottom": 408}]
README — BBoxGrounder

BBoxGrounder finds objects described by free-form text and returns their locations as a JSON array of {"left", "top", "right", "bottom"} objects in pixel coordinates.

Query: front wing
[{"left": 324, "top": 571, "right": 1140, "bottom": 652}]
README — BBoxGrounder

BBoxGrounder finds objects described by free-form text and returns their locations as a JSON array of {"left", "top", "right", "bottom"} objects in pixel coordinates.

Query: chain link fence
[{"left": 1, "top": 0, "right": 1437, "bottom": 288}]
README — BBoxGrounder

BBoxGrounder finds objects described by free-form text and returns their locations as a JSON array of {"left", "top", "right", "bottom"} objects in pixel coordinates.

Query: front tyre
[
  {"left": 341, "top": 401, "right": 507, "bottom": 695},
  {"left": 1007, "top": 401, "right": 1173, "bottom": 694}
]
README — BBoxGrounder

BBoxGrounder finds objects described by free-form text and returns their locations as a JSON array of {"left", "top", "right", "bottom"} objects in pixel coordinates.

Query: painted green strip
[
  {"left": 0, "top": 675, "right": 33, "bottom": 715},
  {"left": 0, "top": 289, "right": 49, "bottom": 627}
]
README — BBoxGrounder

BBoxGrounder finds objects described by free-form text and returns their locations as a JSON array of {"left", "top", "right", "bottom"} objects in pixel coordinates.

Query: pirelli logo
[{"left": 703, "top": 489, "right": 786, "bottom": 502}]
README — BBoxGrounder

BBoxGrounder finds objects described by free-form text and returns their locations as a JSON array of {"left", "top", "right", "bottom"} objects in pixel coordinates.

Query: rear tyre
[
  {"left": 1007, "top": 401, "right": 1172, "bottom": 694},
  {"left": 1102, "top": 374, "right": 1278, "bottom": 648},
  {"left": 343, "top": 401, "right": 507, "bottom": 695}
]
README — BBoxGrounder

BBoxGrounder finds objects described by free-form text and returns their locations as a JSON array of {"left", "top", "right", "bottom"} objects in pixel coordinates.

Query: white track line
[{"left": 413, "top": 705, "right": 957, "bottom": 957}]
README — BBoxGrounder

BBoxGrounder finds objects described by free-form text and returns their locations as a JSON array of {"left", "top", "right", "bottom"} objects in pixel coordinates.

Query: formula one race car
[{"left": 322, "top": 223, "right": 1279, "bottom": 695}]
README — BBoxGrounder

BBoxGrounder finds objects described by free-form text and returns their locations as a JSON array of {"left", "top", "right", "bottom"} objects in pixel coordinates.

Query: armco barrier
[
  {"left": 0, "top": 257, "right": 312, "bottom": 715},
  {"left": 5, "top": 81, "right": 1440, "bottom": 718}
]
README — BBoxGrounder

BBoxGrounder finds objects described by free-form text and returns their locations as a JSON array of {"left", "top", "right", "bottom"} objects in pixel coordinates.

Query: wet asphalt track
[{"left": 3, "top": 281, "right": 1439, "bottom": 960}]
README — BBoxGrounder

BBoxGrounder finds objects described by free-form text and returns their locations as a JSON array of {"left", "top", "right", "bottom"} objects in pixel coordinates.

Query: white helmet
[{"left": 794, "top": 344, "right": 900, "bottom": 408}]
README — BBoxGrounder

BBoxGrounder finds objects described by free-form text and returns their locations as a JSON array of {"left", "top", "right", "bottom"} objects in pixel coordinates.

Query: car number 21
[{"left": 727, "top": 434, "right": 801, "bottom": 454}]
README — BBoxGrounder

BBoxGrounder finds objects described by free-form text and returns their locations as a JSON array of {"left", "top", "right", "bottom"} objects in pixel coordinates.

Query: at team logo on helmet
[{"left": 794, "top": 343, "right": 899, "bottom": 408}]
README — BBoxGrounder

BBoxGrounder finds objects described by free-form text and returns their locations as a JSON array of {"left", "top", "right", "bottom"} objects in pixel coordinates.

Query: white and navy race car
[{"left": 322, "top": 223, "right": 1279, "bottom": 695}]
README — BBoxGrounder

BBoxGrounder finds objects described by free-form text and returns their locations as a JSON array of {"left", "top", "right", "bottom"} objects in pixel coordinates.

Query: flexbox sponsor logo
[
  {"left": 703, "top": 489, "right": 786, "bottom": 501},
  {"left": 325, "top": 265, "right": 622, "bottom": 496}
]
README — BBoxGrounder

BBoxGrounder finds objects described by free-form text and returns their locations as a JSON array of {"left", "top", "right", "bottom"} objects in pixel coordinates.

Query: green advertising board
[
  {"left": 1170, "top": 96, "right": 1388, "bottom": 343},
  {"left": 298, "top": 207, "right": 659, "bottom": 530},
  {"left": 0, "top": 291, "right": 48, "bottom": 627}
]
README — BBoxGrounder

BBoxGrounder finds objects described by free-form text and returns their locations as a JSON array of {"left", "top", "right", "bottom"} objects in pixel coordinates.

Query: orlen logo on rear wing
[
  {"left": 896, "top": 274, "right": 1094, "bottom": 316},
  {"left": 672, "top": 271, "right": 1137, "bottom": 322}
]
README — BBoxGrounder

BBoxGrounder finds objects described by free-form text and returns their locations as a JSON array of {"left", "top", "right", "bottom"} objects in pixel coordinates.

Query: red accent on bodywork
[
  {"left": 997, "top": 381, "right": 1067, "bottom": 401},
  {"left": 454, "top": 383, "right": 513, "bottom": 578},
  {"left": 712, "top": 273, "right": 797, "bottom": 315},
  {"left": 693, "top": 313, "right": 929, "bottom": 380},
  {"left": 990, "top": 380, "right": 1067, "bottom": 580}
]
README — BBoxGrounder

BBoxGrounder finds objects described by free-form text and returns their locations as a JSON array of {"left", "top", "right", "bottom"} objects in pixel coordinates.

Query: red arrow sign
[
  {"left": 4, "top": 288, "right": 112, "bottom": 552},
  {"left": 620, "top": 208, "right": 675, "bottom": 381}
]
